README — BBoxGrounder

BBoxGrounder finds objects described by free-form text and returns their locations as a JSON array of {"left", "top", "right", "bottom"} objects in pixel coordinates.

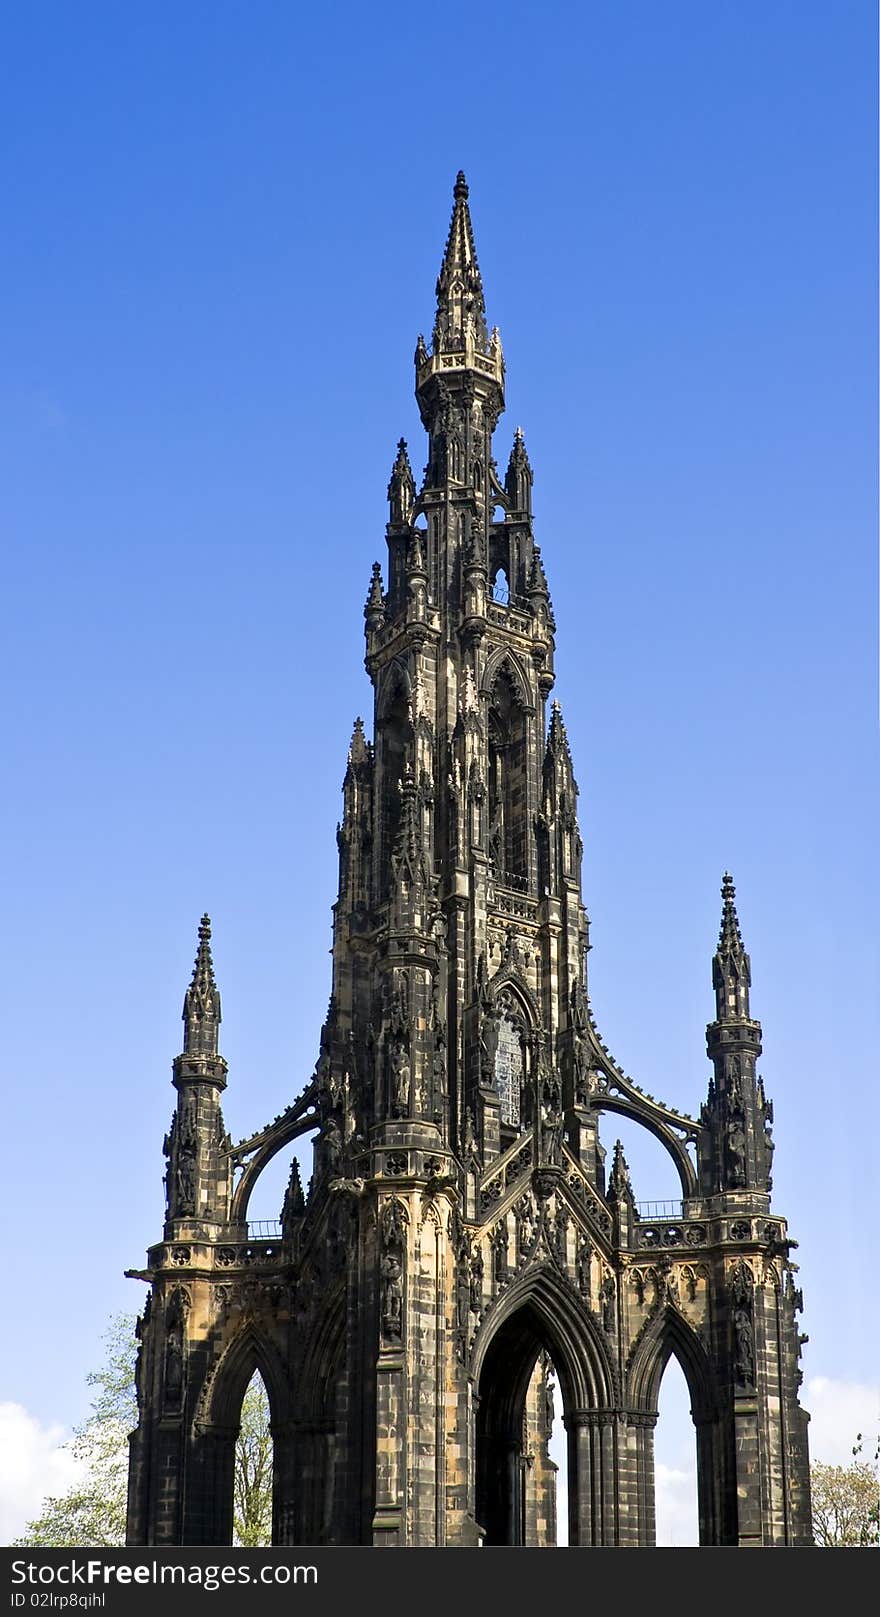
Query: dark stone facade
[{"left": 126, "top": 175, "right": 812, "bottom": 1547}]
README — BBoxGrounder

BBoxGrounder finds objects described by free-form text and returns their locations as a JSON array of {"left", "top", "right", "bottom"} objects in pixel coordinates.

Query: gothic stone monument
[{"left": 126, "top": 174, "right": 812, "bottom": 1547}]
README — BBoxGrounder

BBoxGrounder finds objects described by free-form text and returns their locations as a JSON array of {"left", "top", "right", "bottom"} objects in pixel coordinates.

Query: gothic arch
[
  {"left": 593, "top": 1096, "right": 697, "bottom": 1199},
  {"left": 297, "top": 1282, "right": 347, "bottom": 1421},
  {"left": 627, "top": 1304, "right": 717, "bottom": 1422},
  {"left": 472, "top": 1263, "right": 615, "bottom": 1411},
  {"left": 377, "top": 657, "right": 413, "bottom": 716},
  {"left": 196, "top": 1320, "right": 291, "bottom": 1433},
  {"left": 472, "top": 1265, "right": 615, "bottom": 1545},
  {"left": 625, "top": 1303, "right": 728, "bottom": 1544},
  {"left": 480, "top": 646, "right": 532, "bottom": 710},
  {"left": 486, "top": 964, "right": 539, "bottom": 1029},
  {"left": 230, "top": 1109, "right": 319, "bottom": 1226}
]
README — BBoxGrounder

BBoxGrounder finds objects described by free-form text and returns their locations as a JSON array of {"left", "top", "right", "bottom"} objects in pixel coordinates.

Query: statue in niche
[
  {"left": 543, "top": 1370, "right": 556, "bottom": 1437},
  {"left": 600, "top": 1272, "right": 616, "bottom": 1333},
  {"left": 758, "top": 1078, "right": 775, "bottom": 1189},
  {"left": 491, "top": 1224, "right": 508, "bottom": 1284},
  {"left": 479, "top": 1005, "right": 500, "bottom": 1087},
  {"left": 456, "top": 1253, "right": 472, "bottom": 1333},
  {"left": 732, "top": 1262, "right": 755, "bottom": 1387},
  {"left": 576, "top": 1235, "right": 592, "bottom": 1299},
  {"left": 389, "top": 1035, "right": 411, "bottom": 1118},
  {"left": 516, "top": 1198, "right": 535, "bottom": 1255},
  {"left": 539, "top": 1072, "right": 563, "bottom": 1165},
  {"left": 164, "top": 1327, "right": 183, "bottom": 1406},
  {"left": 469, "top": 1247, "right": 484, "bottom": 1311},
  {"left": 726, "top": 1107, "right": 747, "bottom": 1187},
  {"left": 163, "top": 1287, "right": 189, "bottom": 1412},
  {"left": 431, "top": 1024, "right": 448, "bottom": 1116},
  {"left": 461, "top": 1107, "right": 478, "bottom": 1161},
  {"left": 322, "top": 1115, "right": 343, "bottom": 1177},
  {"left": 175, "top": 1145, "right": 196, "bottom": 1215},
  {"left": 572, "top": 1030, "right": 595, "bottom": 1107},
  {"left": 380, "top": 1253, "right": 403, "bottom": 1339}
]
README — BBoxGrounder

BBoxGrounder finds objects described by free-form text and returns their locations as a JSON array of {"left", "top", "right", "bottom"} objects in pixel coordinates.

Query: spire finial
[
  {"left": 712, "top": 870, "right": 752, "bottom": 1019},
  {"left": 505, "top": 425, "right": 533, "bottom": 513},
  {"left": 719, "top": 871, "right": 744, "bottom": 953},
  {"left": 433, "top": 171, "right": 488, "bottom": 354},
  {"left": 183, "top": 912, "right": 221, "bottom": 1055},
  {"left": 365, "top": 561, "right": 385, "bottom": 629},
  {"left": 387, "top": 438, "right": 415, "bottom": 524}
]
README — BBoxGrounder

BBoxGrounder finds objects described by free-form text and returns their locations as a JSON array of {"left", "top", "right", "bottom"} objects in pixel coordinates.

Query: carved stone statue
[
  {"left": 322, "top": 1116, "right": 343, "bottom": 1177},
  {"left": 381, "top": 1254, "right": 403, "bottom": 1339},
  {"left": 479, "top": 1007, "right": 500, "bottom": 1087},
  {"left": 600, "top": 1273, "right": 616, "bottom": 1332},
  {"left": 462, "top": 1107, "right": 478, "bottom": 1161},
  {"left": 175, "top": 1145, "right": 196, "bottom": 1214},
  {"left": 576, "top": 1236, "right": 591, "bottom": 1299},
  {"left": 469, "top": 1247, "right": 484, "bottom": 1311},
  {"left": 389, "top": 1036, "right": 411, "bottom": 1118},
  {"left": 732, "top": 1261, "right": 755, "bottom": 1387},
  {"left": 164, "top": 1326, "right": 183, "bottom": 1406},
  {"left": 726, "top": 1108, "right": 747, "bottom": 1187}
]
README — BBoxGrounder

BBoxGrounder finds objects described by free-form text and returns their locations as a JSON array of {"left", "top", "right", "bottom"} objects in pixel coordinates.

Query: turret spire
[
  {"left": 433, "top": 171, "right": 489, "bottom": 354},
  {"left": 183, "top": 914, "right": 221, "bottom": 1056},
  {"left": 713, "top": 871, "right": 751, "bottom": 1021},
  {"left": 506, "top": 426, "right": 533, "bottom": 514}
]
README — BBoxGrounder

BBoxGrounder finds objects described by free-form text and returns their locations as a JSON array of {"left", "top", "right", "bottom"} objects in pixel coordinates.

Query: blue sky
[{"left": 0, "top": 2, "right": 876, "bottom": 1543}]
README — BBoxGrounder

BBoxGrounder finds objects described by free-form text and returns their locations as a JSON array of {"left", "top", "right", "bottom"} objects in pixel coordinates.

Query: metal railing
[
  {"left": 247, "top": 1219, "right": 282, "bottom": 1239},
  {"left": 634, "top": 1199, "right": 683, "bottom": 1221}
]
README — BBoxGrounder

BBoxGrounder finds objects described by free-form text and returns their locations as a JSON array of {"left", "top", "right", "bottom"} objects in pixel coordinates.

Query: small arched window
[{"left": 495, "top": 992, "right": 525, "bottom": 1127}]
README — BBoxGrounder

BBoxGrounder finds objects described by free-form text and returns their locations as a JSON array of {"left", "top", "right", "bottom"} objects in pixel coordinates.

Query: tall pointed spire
[
  {"left": 433, "top": 171, "right": 489, "bottom": 355},
  {"left": 545, "top": 699, "right": 571, "bottom": 763},
  {"left": 183, "top": 914, "right": 221, "bottom": 1056},
  {"left": 347, "top": 715, "right": 369, "bottom": 769},
  {"left": 713, "top": 871, "right": 751, "bottom": 1021},
  {"left": 505, "top": 426, "right": 533, "bottom": 514}
]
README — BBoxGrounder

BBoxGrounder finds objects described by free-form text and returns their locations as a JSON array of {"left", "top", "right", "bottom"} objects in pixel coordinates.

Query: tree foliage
[
  {"left": 15, "top": 1313, "right": 137, "bottom": 1547},
  {"left": 811, "top": 1434, "right": 880, "bottom": 1547},
  {"left": 15, "top": 1314, "right": 274, "bottom": 1548},
  {"left": 233, "top": 1373, "right": 273, "bottom": 1547}
]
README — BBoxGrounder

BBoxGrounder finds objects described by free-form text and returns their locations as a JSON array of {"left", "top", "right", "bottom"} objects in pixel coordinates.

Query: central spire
[
  {"left": 414, "top": 173, "right": 505, "bottom": 440},
  {"left": 433, "top": 171, "right": 488, "bottom": 354}
]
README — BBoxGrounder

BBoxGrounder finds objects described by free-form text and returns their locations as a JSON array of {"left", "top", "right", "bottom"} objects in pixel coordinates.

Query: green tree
[
  {"left": 15, "top": 1314, "right": 274, "bottom": 1548},
  {"left": 811, "top": 1434, "right": 880, "bottom": 1547},
  {"left": 15, "top": 1313, "right": 138, "bottom": 1547},
  {"left": 233, "top": 1373, "right": 274, "bottom": 1547}
]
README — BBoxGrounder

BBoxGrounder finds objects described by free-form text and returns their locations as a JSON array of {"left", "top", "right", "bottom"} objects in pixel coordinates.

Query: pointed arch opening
[
  {"left": 475, "top": 1311, "right": 562, "bottom": 1545},
  {"left": 487, "top": 668, "right": 529, "bottom": 887},
  {"left": 653, "top": 1355, "right": 699, "bottom": 1546},
  {"left": 377, "top": 671, "right": 413, "bottom": 896},
  {"left": 473, "top": 1272, "right": 614, "bottom": 1546},
  {"left": 626, "top": 1303, "right": 723, "bottom": 1545},
  {"left": 196, "top": 1326, "right": 289, "bottom": 1545},
  {"left": 233, "top": 1370, "right": 274, "bottom": 1546}
]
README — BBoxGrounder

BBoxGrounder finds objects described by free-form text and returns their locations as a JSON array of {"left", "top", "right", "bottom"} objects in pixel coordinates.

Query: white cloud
[
  {"left": 655, "top": 1461, "right": 699, "bottom": 1545},
  {"left": 0, "top": 1403, "right": 84, "bottom": 1545},
  {"left": 804, "top": 1376, "right": 880, "bottom": 1466}
]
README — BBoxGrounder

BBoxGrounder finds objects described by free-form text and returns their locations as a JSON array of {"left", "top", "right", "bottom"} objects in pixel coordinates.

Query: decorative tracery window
[{"left": 495, "top": 993, "right": 525, "bottom": 1127}]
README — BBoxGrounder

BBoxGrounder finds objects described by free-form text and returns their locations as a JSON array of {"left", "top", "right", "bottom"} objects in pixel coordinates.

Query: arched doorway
[
  {"left": 475, "top": 1306, "right": 562, "bottom": 1545},
  {"left": 626, "top": 1306, "right": 725, "bottom": 1545},
  {"left": 653, "top": 1356, "right": 699, "bottom": 1546}
]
